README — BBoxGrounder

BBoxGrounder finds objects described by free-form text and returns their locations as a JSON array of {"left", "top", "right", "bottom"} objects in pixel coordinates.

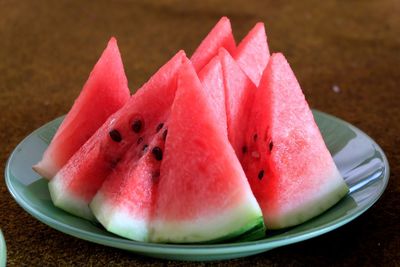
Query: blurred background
[
  {"left": 1, "top": 0, "right": 399, "bottom": 265},
  {"left": 1, "top": 1, "right": 399, "bottom": 129}
]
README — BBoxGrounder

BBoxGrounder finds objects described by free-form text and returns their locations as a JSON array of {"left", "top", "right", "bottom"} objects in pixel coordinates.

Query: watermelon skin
[
  {"left": 242, "top": 53, "right": 348, "bottom": 229},
  {"left": 49, "top": 51, "right": 186, "bottom": 220},
  {"left": 150, "top": 61, "right": 264, "bottom": 243},
  {"left": 219, "top": 48, "right": 256, "bottom": 160},
  {"left": 198, "top": 56, "right": 227, "bottom": 136},
  {"left": 234, "top": 22, "right": 270, "bottom": 86},
  {"left": 33, "top": 37, "right": 130, "bottom": 179},
  {"left": 190, "top": 17, "right": 236, "bottom": 72}
]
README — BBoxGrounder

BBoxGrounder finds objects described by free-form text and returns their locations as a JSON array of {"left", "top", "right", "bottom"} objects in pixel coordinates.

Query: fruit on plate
[
  {"left": 91, "top": 56, "right": 229, "bottom": 242},
  {"left": 234, "top": 22, "right": 270, "bottom": 86},
  {"left": 219, "top": 48, "right": 256, "bottom": 160},
  {"left": 36, "top": 17, "right": 349, "bottom": 243},
  {"left": 241, "top": 53, "right": 349, "bottom": 229},
  {"left": 190, "top": 16, "right": 236, "bottom": 72},
  {"left": 48, "top": 51, "right": 186, "bottom": 220},
  {"left": 33, "top": 37, "right": 130, "bottom": 179},
  {"left": 150, "top": 61, "right": 264, "bottom": 243}
]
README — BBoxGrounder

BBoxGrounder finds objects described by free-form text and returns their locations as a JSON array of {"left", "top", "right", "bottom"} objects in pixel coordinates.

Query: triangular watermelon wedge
[
  {"left": 150, "top": 61, "right": 264, "bottom": 243},
  {"left": 90, "top": 57, "right": 228, "bottom": 242},
  {"left": 234, "top": 22, "right": 270, "bottom": 86},
  {"left": 242, "top": 53, "right": 348, "bottom": 229},
  {"left": 48, "top": 51, "right": 186, "bottom": 220},
  {"left": 33, "top": 37, "right": 130, "bottom": 179},
  {"left": 219, "top": 48, "right": 256, "bottom": 160},
  {"left": 190, "top": 17, "right": 236, "bottom": 72}
]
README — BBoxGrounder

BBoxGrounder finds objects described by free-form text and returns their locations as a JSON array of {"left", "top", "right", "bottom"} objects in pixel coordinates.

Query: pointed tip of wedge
[{"left": 32, "top": 163, "right": 53, "bottom": 180}]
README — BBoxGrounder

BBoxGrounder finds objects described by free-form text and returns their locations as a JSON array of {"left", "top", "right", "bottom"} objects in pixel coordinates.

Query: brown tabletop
[{"left": 1, "top": 0, "right": 399, "bottom": 266}]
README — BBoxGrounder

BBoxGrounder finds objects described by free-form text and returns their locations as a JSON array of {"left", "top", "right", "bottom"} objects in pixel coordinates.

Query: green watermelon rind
[
  {"left": 150, "top": 198, "right": 264, "bottom": 243},
  {"left": 90, "top": 192, "right": 265, "bottom": 243},
  {"left": 90, "top": 191, "right": 266, "bottom": 244},
  {"left": 231, "top": 218, "right": 266, "bottom": 242},
  {"left": 198, "top": 216, "right": 265, "bottom": 244}
]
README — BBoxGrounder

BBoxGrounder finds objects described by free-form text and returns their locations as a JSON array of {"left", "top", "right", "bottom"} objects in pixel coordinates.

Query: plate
[
  {"left": 4, "top": 110, "right": 389, "bottom": 261},
  {"left": 0, "top": 230, "right": 6, "bottom": 267}
]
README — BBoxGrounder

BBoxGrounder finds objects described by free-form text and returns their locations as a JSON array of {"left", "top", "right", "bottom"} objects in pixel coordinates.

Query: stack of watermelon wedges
[{"left": 33, "top": 17, "right": 348, "bottom": 243}]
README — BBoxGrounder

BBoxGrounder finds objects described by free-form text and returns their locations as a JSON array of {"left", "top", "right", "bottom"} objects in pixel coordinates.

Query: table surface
[{"left": 1, "top": 0, "right": 399, "bottom": 266}]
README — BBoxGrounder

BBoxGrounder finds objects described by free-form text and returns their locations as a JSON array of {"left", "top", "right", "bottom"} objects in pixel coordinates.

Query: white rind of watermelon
[
  {"left": 265, "top": 167, "right": 348, "bottom": 229},
  {"left": 150, "top": 198, "right": 263, "bottom": 243},
  {"left": 48, "top": 175, "right": 95, "bottom": 220},
  {"left": 90, "top": 193, "right": 149, "bottom": 241},
  {"left": 34, "top": 161, "right": 58, "bottom": 181}
]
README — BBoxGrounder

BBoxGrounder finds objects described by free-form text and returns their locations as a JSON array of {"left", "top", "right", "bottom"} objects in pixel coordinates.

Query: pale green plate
[
  {"left": 0, "top": 230, "right": 6, "bottom": 267},
  {"left": 4, "top": 110, "right": 389, "bottom": 261}
]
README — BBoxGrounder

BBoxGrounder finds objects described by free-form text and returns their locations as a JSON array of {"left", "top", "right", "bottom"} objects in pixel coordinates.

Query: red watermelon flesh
[
  {"left": 190, "top": 17, "right": 236, "bottom": 72},
  {"left": 234, "top": 22, "right": 270, "bottom": 86},
  {"left": 219, "top": 48, "right": 256, "bottom": 160},
  {"left": 198, "top": 56, "right": 227, "bottom": 136},
  {"left": 150, "top": 61, "right": 263, "bottom": 243},
  {"left": 242, "top": 53, "right": 348, "bottom": 229},
  {"left": 33, "top": 37, "right": 130, "bottom": 179},
  {"left": 48, "top": 51, "right": 186, "bottom": 220},
  {"left": 90, "top": 120, "right": 168, "bottom": 241}
]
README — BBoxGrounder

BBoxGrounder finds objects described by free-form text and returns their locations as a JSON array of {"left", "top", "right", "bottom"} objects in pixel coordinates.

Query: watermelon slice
[
  {"left": 190, "top": 17, "right": 236, "bottom": 72},
  {"left": 234, "top": 22, "right": 270, "bottom": 86},
  {"left": 150, "top": 61, "right": 264, "bottom": 243},
  {"left": 219, "top": 48, "right": 256, "bottom": 159},
  {"left": 90, "top": 57, "right": 228, "bottom": 242},
  {"left": 198, "top": 56, "right": 227, "bottom": 135},
  {"left": 33, "top": 37, "right": 130, "bottom": 179},
  {"left": 48, "top": 51, "right": 186, "bottom": 220},
  {"left": 242, "top": 53, "right": 348, "bottom": 229}
]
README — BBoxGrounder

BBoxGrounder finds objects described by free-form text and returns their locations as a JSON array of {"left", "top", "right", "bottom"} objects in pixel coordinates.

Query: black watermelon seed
[
  {"left": 131, "top": 119, "right": 143, "bottom": 133},
  {"left": 152, "top": 147, "right": 163, "bottom": 161},
  {"left": 253, "top": 134, "right": 258, "bottom": 141},
  {"left": 258, "top": 170, "right": 264, "bottom": 180},
  {"left": 242, "top": 146, "right": 248, "bottom": 154},
  {"left": 156, "top": 123, "right": 164, "bottom": 133},
  {"left": 142, "top": 144, "right": 149, "bottom": 152},
  {"left": 109, "top": 129, "right": 122, "bottom": 142},
  {"left": 162, "top": 129, "right": 168, "bottom": 141},
  {"left": 269, "top": 141, "right": 273, "bottom": 152},
  {"left": 137, "top": 136, "right": 143, "bottom": 145}
]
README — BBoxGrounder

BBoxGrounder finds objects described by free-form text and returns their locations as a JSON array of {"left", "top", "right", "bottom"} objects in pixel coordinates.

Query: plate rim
[
  {"left": 0, "top": 230, "right": 6, "bottom": 267},
  {"left": 4, "top": 109, "right": 390, "bottom": 256}
]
